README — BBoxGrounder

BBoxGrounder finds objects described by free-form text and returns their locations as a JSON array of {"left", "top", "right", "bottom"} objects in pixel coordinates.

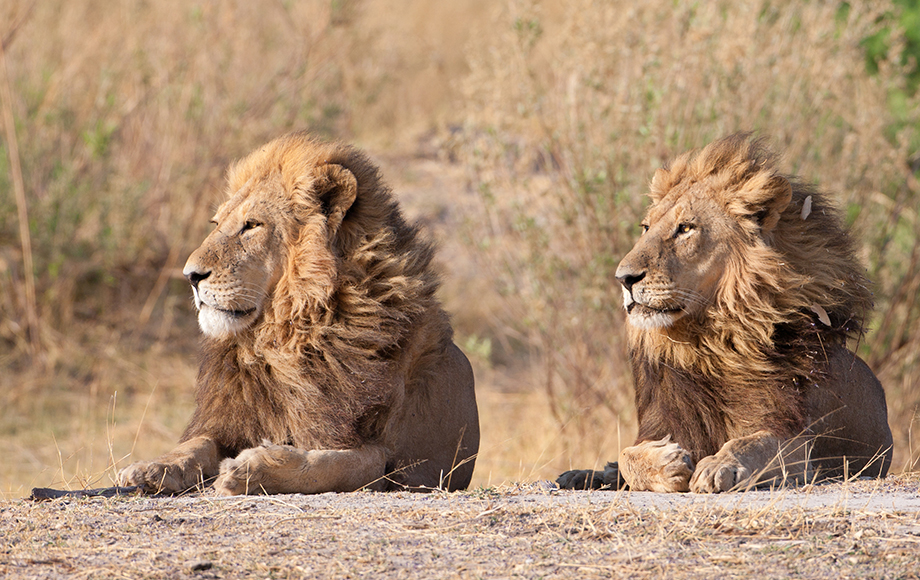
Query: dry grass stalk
[{"left": 0, "top": 8, "right": 40, "bottom": 358}]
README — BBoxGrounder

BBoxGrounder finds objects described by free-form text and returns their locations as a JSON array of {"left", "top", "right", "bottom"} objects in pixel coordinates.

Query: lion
[
  {"left": 118, "top": 132, "right": 480, "bottom": 495},
  {"left": 558, "top": 133, "right": 892, "bottom": 493}
]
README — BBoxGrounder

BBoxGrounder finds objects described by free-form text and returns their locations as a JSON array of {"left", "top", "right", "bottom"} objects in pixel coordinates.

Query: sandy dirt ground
[{"left": 2, "top": 475, "right": 919, "bottom": 579}]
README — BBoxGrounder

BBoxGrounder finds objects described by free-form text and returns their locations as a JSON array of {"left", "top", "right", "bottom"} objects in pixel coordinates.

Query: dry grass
[
  {"left": 2, "top": 476, "right": 920, "bottom": 578},
  {"left": 1, "top": 0, "right": 919, "bottom": 508}
]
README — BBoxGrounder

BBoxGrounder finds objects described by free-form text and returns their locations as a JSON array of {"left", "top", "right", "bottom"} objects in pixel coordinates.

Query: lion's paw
[
  {"left": 690, "top": 454, "right": 751, "bottom": 493},
  {"left": 619, "top": 436, "right": 694, "bottom": 492},
  {"left": 214, "top": 444, "right": 299, "bottom": 496},
  {"left": 214, "top": 448, "right": 265, "bottom": 496},
  {"left": 117, "top": 461, "right": 187, "bottom": 494},
  {"left": 556, "top": 469, "right": 601, "bottom": 490},
  {"left": 213, "top": 457, "right": 247, "bottom": 496}
]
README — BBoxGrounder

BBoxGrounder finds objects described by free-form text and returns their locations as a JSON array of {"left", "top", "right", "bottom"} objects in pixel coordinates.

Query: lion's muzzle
[{"left": 183, "top": 261, "right": 263, "bottom": 339}]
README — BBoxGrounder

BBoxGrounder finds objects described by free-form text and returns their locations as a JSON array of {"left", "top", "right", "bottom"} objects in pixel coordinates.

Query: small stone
[{"left": 188, "top": 560, "right": 213, "bottom": 572}]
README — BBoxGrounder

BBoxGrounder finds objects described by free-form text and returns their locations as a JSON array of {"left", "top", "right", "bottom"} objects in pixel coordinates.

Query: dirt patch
[{"left": 3, "top": 475, "right": 919, "bottom": 579}]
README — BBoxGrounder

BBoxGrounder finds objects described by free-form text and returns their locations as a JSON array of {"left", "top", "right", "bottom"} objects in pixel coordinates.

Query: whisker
[
  {"left": 238, "top": 282, "right": 270, "bottom": 294},
  {"left": 671, "top": 288, "right": 709, "bottom": 307}
]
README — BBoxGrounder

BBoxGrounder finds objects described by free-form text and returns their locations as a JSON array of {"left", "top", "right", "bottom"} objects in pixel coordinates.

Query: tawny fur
[
  {"left": 558, "top": 134, "right": 892, "bottom": 493},
  {"left": 118, "top": 132, "right": 479, "bottom": 494}
]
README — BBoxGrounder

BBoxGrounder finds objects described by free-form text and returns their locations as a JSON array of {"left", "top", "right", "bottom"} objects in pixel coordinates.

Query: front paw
[
  {"left": 690, "top": 454, "right": 750, "bottom": 493},
  {"left": 619, "top": 436, "right": 694, "bottom": 492},
  {"left": 214, "top": 449, "right": 261, "bottom": 496},
  {"left": 213, "top": 457, "right": 247, "bottom": 496},
  {"left": 214, "top": 445, "right": 294, "bottom": 495},
  {"left": 117, "top": 461, "right": 188, "bottom": 494}
]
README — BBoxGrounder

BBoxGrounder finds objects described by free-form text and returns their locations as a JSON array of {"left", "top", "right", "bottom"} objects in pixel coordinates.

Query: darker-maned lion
[
  {"left": 119, "top": 132, "right": 479, "bottom": 495},
  {"left": 558, "top": 134, "right": 892, "bottom": 493}
]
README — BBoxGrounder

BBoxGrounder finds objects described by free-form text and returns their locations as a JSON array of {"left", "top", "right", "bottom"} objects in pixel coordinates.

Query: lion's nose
[
  {"left": 616, "top": 270, "right": 645, "bottom": 292},
  {"left": 186, "top": 269, "right": 211, "bottom": 289}
]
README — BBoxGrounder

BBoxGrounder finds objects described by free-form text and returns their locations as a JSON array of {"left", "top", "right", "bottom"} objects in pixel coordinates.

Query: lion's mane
[
  {"left": 631, "top": 134, "right": 874, "bottom": 462},
  {"left": 180, "top": 133, "right": 445, "bottom": 457}
]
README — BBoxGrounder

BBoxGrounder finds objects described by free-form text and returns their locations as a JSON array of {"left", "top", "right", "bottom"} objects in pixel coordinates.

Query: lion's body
[
  {"left": 119, "top": 132, "right": 479, "bottom": 495},
  {"left": 558, "top": 134, "right": 892, "bottom": 493}
]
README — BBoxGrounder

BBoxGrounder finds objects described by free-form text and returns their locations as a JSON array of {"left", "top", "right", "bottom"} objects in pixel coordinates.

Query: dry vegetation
[
  {"left": 2, "top": 476, "right": 920, "bottom": 579},
  {"left": 0, "top": 0, "right": 919, "bottom": 517}
]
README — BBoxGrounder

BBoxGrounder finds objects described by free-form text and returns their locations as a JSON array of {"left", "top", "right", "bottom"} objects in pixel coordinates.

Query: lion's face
[
  {"left": 616, "top": 188, "right": 738, "bottom": 330},
  {"left": 183, "top": 141, "right": 360, "bottom": 341},
  {"left": 183, "top": 178, "right": 289, "bottom": 339}
]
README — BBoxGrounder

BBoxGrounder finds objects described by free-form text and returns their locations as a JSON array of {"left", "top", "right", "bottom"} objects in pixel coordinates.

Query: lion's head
[
  {"left": 617, "top": 134, "right": 795, "bottom": 332},
  {"left": 183, "top": 172, "right": 293, "bottom": 339},
  {"left": 616, "top": 191, "right": 751, "bottom": 331},
  {"left": 183, "top": 133, "right": 425, "bottom": 345},
  {"left": 619, "top": 134, "right": 872, "bottom": 373}
]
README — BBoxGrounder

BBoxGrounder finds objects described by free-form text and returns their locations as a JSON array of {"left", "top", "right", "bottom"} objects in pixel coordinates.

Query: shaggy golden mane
[
  {"left": 183, "top": 133, "right": 444, "bottom": 455},
  {"left": 634, "top": 134, "right": 872, "bottom": 391}
]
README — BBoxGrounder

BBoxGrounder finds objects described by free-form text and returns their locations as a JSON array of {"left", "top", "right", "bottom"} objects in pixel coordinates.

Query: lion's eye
[
  {"left": 676, "top": 223, "right": 694, "bottom": 236},
  {"left": 640, "top": 223, "right": 650, "bottom": 234},
  {"left": 240, "top": 220, "right": 262, "bottom": 234}
]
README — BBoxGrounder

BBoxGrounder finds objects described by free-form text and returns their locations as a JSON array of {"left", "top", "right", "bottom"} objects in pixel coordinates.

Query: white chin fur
[
  {"left": 197, "top": 305, "right": 256, "bottom": 339},
  {"left": 622, "top": 289, "right": 683, "bottom": 329},
  {"left": 627, "top": 310, "right": 681, "bottom": 330}
]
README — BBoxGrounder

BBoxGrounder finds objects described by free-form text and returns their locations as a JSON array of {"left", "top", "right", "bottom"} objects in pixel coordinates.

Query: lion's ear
[
  {"left": 731, "top": 173, "right": 792, "bottom": 235},
  {"left": 648, "top": 168, "right": 671, "bottom": 203},
  {"left": 313, "top": 164, "right": 358, "bottom": 236}
]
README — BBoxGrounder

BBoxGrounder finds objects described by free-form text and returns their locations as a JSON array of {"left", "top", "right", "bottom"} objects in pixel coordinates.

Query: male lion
[
  {"left": 558, "top": 134, "right": 892, "bottom": 493},
  {"left": 118, "top": 132, "right": 480, "bottom": 495}
]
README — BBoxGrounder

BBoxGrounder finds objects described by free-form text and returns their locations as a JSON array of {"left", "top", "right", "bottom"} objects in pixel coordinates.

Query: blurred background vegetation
[{"left": 1, "top": 0, "right": 919, "bottom": 497}]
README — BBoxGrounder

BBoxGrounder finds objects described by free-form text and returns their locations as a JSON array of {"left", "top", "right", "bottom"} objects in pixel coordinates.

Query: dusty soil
[{"left": 2, "top": 475, "right": 919, "bottom": 579}]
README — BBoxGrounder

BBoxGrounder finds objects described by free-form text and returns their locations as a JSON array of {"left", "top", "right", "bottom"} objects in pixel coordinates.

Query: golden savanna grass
[{"left": 1, "top": 0, "right": 919, "bottom": 500}]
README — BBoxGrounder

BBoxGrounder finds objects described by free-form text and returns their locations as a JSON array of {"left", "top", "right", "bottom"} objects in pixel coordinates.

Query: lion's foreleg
[
  {"left": 618, "top": 436, "right": 695, "bottom": 492},
  {"left": 116, "top": 436, "right": 221, "bottom": 494},
  {"left": 214, "top": 443, "right": 387, "bottom": 495},
  {"left": 690, "top": 430, "right": 811, "bottom": 493}
]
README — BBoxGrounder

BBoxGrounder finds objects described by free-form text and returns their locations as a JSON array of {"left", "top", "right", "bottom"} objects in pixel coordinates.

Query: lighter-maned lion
[
  {"left": 118, "top": 132, "right": 479, "bottom": 495},
  {"left": 558, "top": 134, "right": 892, "bottom": 493}
]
